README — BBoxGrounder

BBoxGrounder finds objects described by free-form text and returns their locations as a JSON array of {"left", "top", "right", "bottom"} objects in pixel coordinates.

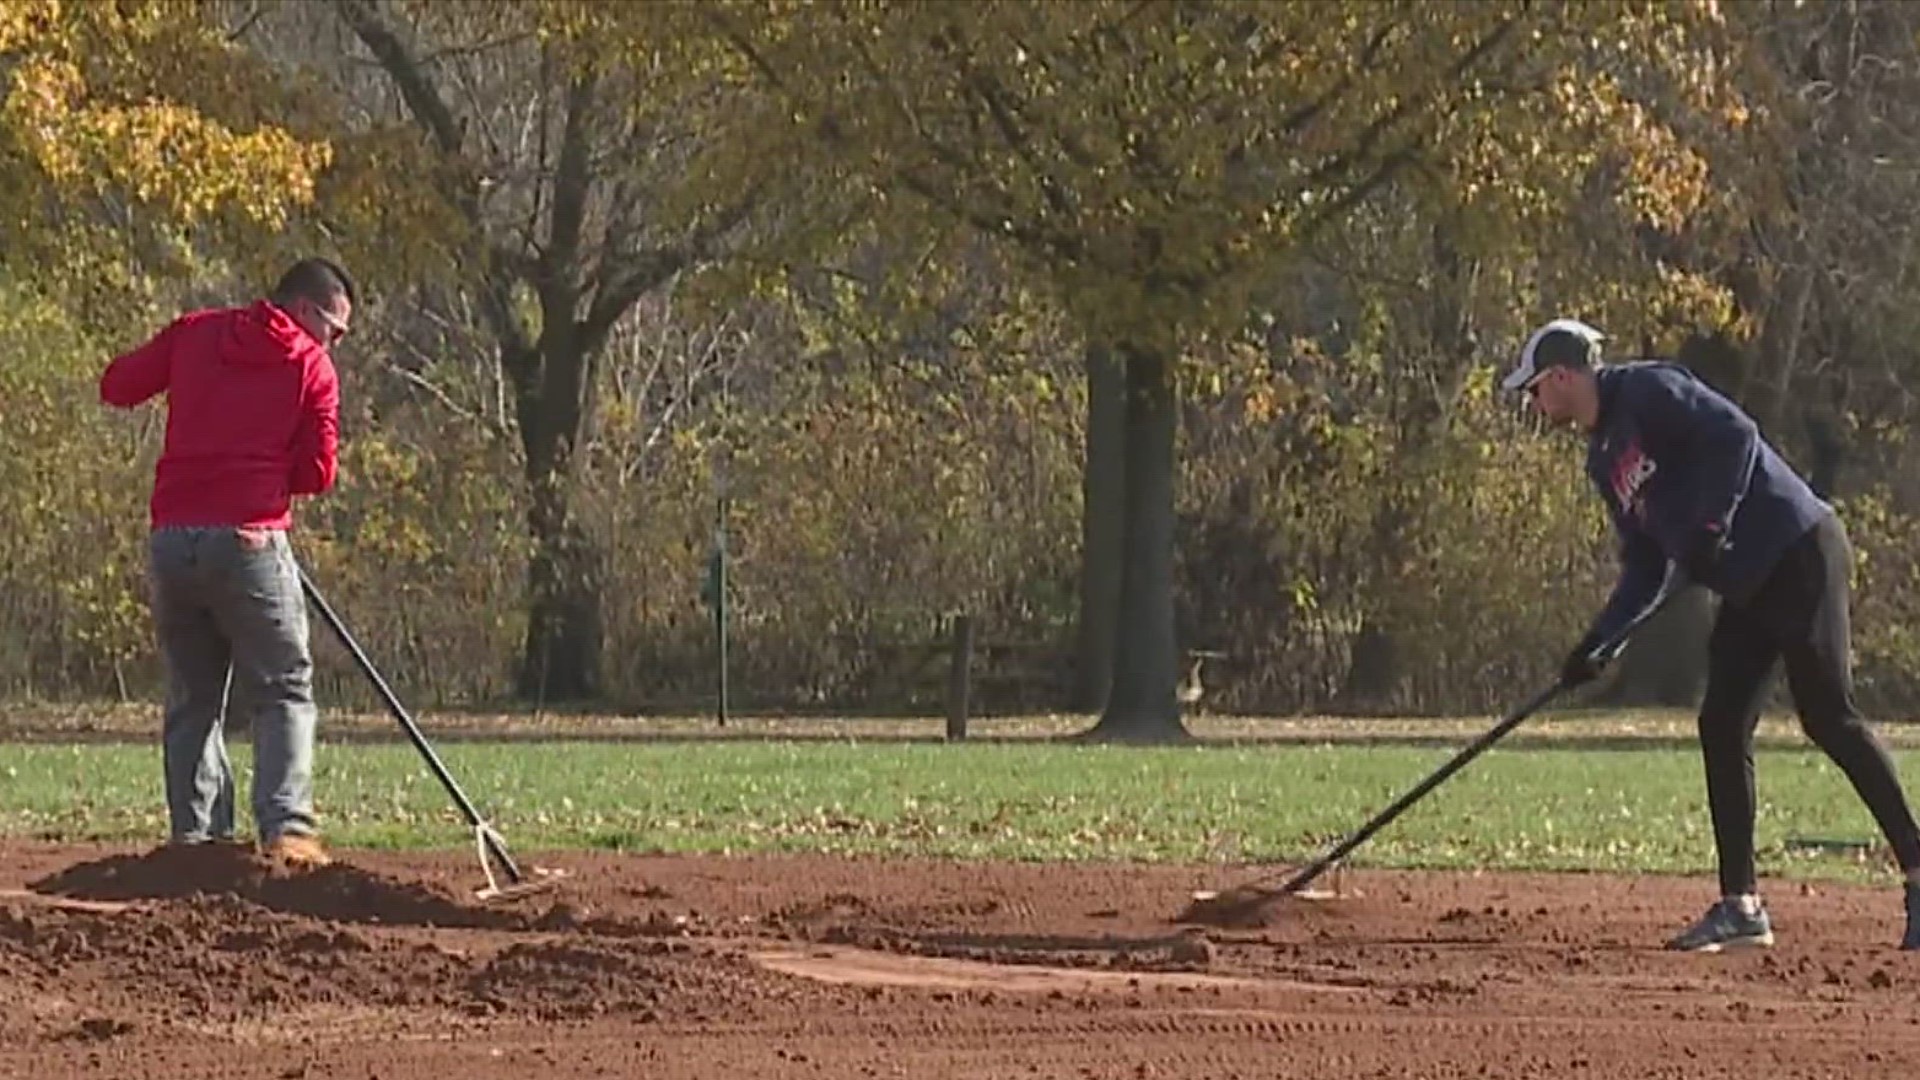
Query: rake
[
  {"left": 298, "top": 566, "right": 563, "bottom": 903},
  {"left": 1179, "top": 566, "right": 1687, "bottom": 926}
]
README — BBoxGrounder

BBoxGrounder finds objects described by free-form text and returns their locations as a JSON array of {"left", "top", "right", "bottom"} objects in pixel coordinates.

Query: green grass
[{"left": 2, "top": 737, "right": 1914, "bottom": 884}]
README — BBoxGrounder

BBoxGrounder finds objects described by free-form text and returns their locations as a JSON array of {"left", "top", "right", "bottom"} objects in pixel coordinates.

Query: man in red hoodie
[{"left": 100, "top": 258, "right": 353, "bottom": 868}]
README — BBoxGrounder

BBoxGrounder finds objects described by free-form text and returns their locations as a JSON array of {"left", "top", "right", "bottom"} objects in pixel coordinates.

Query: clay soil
[{"left": 3, "top": 841, "right": 1918, "bottom": 1078}]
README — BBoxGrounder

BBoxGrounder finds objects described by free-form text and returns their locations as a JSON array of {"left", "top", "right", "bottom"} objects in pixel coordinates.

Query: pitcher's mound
[{"left": 28, "top": 844, "right": 533, "bottom": 929}]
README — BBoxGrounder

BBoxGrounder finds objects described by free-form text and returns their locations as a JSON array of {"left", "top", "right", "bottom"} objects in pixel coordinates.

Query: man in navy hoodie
[{"left": 1505, "top": 318, "right": 1920, "bottom": 952}]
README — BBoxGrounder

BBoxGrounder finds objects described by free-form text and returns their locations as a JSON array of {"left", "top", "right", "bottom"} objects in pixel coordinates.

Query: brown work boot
[{"left": 262, "top": 833, "right": 333, "bottom": 869}]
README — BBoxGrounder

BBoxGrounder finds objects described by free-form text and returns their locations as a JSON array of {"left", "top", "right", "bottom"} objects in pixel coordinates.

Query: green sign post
[{"left": 701, "top": 454, "right": 731, "bottom": 727}]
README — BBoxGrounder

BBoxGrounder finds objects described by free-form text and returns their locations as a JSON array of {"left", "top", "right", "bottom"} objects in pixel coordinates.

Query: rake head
[
  {"left": 1175, "top": 865, "right": 1348, "bottom": 928},
  {"left": 470, "top": 823, "right": 567, "bottom": 904}
]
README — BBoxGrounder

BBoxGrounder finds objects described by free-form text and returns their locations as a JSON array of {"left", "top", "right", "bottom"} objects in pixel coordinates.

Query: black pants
[{"left": 1699, "top": 512, "right": 1920, "bottom": 896}]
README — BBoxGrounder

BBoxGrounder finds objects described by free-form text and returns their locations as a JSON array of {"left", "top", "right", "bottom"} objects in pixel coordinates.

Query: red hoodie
[{"left": 100, "top": 300, "right": 340, "bottom": 530}]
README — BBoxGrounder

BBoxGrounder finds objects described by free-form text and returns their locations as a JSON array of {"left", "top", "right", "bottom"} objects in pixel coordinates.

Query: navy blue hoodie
[{"left": 1583, "top": 361, "right": 1831, "bottom": 644}]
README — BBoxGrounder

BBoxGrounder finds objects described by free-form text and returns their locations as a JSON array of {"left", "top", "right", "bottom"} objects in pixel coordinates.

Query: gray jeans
[{"left": 148, "top": 527, "right": 318, "bottom": 843}]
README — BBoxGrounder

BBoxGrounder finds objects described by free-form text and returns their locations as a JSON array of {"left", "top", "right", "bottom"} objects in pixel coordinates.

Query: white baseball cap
[{"left": 1502, "top": 318, "right": 1605, "bottom": 392}]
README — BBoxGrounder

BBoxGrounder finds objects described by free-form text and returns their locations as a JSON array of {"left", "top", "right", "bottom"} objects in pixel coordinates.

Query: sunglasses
[{"left": 310, "top": 302, "right": 350, "bottom": 345}]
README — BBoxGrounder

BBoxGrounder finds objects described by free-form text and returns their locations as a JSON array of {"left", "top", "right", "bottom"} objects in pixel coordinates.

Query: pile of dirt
[
  {"left": 0, "top": 904, "right": 55, "bottom": 1036},
  {"left": 0, "top": 893, "right": 462, "bottom": 1026},
  {"left": 4, "top": 849, "right": 840, "bottom": 1035},
  {"left": 0, "top": 892, "right": 811, "bottom": 1032},
  {"left": 463, "top": 938, "right": 814, "bottom": 1021},
  {"left": 28, "top": 844, "right": 537, "bottom": 929}
]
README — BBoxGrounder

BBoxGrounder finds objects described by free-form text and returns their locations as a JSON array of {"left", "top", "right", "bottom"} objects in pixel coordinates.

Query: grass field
[{"left": 4, "top": 705, "right": 1916, "bottom": 884}]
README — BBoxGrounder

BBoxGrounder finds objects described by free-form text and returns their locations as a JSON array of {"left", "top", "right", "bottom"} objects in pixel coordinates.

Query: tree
[
  {"left": 0, "top": 1, "right": 340, "bottom": 695},
  {"left": 318, "top": 0, "right": 754, "bottom": 700},
  {"left": 1073, "top": 343, "right": 1127, "bottom": 713},
  {"left": 1716, "top": 0, "right": 1920, "bottom": 489},
  {"left": 602, "top": 0, "right": 1738, "bottom": 739},
  {"left": 0, "top": 0, "right": 331, "bottom": 316}
]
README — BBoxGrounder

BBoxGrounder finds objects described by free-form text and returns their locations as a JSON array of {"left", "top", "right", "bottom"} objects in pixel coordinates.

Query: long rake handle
[
  {"left": 298, "top": 567, "right": 526, "bottom": 885},
  {"left": 1276, "top": 679, "right": 1564, "bottom": 895},
  {"left": 1274, "top": 570, "right": 1688, "bottom": 898}
]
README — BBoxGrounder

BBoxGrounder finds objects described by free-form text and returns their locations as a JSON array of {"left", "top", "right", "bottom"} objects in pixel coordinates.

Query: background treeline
[{"left": 7, "top": 1, "right": 1920, "bottom": 734}]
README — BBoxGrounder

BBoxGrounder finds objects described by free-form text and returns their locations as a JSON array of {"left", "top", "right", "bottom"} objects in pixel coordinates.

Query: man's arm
[
  {"left": 289, "top": 356, "right": 339, "bottom": 496},
  {"left": 98, "top": 320, "right": 182, "bottom": 408},
  {"left": 1585, "top": 527, "right": 1668, "bottom": 650},
  {"left": 1639, "top": 366, "right": 1761, "bottom": 536}
]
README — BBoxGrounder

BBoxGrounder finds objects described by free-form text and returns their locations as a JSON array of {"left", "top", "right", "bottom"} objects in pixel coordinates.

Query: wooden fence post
[{"left": 945, "top": 614, "right": 975, "bottom": 741}]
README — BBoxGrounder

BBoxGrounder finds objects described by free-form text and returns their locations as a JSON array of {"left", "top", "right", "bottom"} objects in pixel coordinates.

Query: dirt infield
[{"left": 2, "top": 841, "right": 1917, "bottom": 1078}]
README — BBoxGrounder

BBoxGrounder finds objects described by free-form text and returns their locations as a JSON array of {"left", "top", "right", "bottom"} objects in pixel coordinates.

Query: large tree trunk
[
  {"left": 1802, "top": 410, "right": 1846, "bottom": 498},
  {"left": 1085, "top": 344, "right": 1185, "bottom": 742},
  {"left": 1340, "top": 497, "right": 1409, "bottom": 705},
  {"left": 508, "top": 339, "right": 605, "bottom": 701},
  {"left": 518, "top": 484, "right": 605, "bottom": 701},
  {"left": 339, "top": 0, "right": 711, "bottom": 705},
  {"left": 1072, "top": 344, "right": 1127, "bottom": 713}
]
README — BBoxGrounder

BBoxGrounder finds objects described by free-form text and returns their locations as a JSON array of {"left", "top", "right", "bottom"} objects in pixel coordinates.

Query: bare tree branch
[
  {"left": 386, "top": 358, "right": 502, "bottom": 434},
  {"left": 935, "top": 27, "right": 1080, "bottom": 221},
  {"left": 538, "top": 70, "right": 599, "bottom": 325},
  {"left": 225, "top": 1, "right": 266, "bottom": 43},
  {"left": 333, "top": 0, "right": 464, "bottom": 157},
  {"left": 1278, "top": 13, "right": 1521, "bottom": 218},
  {"left": 420, "top": 31, "right": 537, "bottom": 67},
  {"left": 579, "top": 190, "right": 758, "bottom": 357},
  {"left": 332, "top": 0, "right": 535, "bottom": 358}
]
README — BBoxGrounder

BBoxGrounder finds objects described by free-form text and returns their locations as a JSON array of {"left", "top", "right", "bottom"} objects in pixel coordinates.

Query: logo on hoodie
[{"left": 1611, "top": 440, "right": 1657, "bottom": 522}]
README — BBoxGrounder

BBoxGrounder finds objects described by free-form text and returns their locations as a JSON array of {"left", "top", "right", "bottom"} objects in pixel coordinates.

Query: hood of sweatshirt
[{"left": 221, "top": 300, "right": 327, "bottom": 369}]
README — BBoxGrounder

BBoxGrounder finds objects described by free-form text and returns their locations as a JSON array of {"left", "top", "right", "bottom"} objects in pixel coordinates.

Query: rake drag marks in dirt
[{"left": 2, "top": 842, "right": 1916, "bottom": 1078}]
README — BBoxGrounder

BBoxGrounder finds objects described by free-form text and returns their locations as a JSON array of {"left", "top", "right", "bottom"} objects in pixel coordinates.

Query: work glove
[{"left": 1559, "top": 633, "right": 1611, "bottom": 689}]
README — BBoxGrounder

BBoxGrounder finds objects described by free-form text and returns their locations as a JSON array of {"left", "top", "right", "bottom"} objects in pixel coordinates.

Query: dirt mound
[
  {"left": 10, "top": 843, "right": 1920, "bottom": 1077},
  {"left": 464, "top": 938, "right": 810, "bottom": 1021},
  {"left": 0, "top": 890, "right": 810, "bottom": 1033},
  {"left": 0, "top": 893, "right": 454, "bottom": 1027},
  {"left": 28, "top": 844, "right": 537, "bottom": 929},
  {"left": 2, "top": 846, "right": 844, "bottom": 1037}
]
